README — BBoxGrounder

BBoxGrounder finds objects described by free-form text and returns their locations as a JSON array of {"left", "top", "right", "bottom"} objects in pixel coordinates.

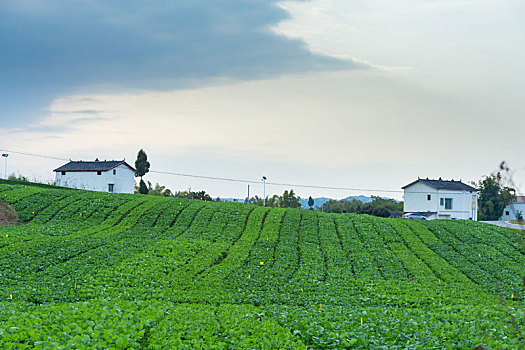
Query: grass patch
[{"left": 509, "top": 220, "right": 525, "bottom": 225}]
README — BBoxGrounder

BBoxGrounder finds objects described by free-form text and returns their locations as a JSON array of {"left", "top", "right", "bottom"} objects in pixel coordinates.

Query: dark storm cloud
[{"left": 0, "top": 0, "right": 358, "bottom": 125}]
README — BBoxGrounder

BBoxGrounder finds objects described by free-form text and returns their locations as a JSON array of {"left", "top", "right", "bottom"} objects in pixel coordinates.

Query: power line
[
  {"left": 149, "top": 170, "right": 260, "bottom": 185},
  {"left": 1, "top": 147, "right": 521, "bottom": 196},
  {"left": 150, "top": 169, "right": 404, "bottom": 193},
  {"left": 0, "top": 149, "right": 68, "bottom": 162}
]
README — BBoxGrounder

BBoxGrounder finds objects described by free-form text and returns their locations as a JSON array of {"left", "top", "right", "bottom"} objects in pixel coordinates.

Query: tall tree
[
  {"left": 134, "top": 149, "right": 150, "bottom": 194},
  {"left": 475, "top": 173, "right": 515, "bottom": 220},
  {"left": 308, "top": 196, "right": 314, "bottom": 209},
  {"left": 138, "top": 180, "right": 148, "bottom": 195}
]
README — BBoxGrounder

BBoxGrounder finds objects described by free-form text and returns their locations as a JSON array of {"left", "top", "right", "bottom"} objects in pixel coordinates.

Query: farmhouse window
[
  {"left": 445, "top": 198, "right": 453, "bottom": 210},
  {"left": 505, "top": 211, "right": 510, "bottom": 216},
  {"left": 427, "top": 195, "right": 431, "bottom": 200},
  {"left": 97, "top": 171, "right": 102, "bottom": 175},
  {"left": 113, "top": 169, "right": 116, "bottom": 175},
  {"left": 108, "top": 184, "right": 114, "bottom": 193},
  {"left": 440, "top": 198, "right": 444, "bottom": 206},
  {"left": 61, "top": 171, "right": 66, "bottom": 175}
]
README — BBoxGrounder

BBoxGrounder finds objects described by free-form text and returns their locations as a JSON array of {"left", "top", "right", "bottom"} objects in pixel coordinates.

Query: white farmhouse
[
  {"left": 54, "top": 159, "right": 136, "bottom": 194},
  {"left": 402, "top": 178, "right": 478, "bottom": 220},
  {"left": 500, "top": 196, "right": 525, "bottom": 221}
]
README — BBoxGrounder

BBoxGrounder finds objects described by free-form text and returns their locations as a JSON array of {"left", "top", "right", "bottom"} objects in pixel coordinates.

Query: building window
[
  {"left": 97, "top": 171, "right": 102, "bottom": 175},
  {"left": 108, "top": 184, "right": 114, "bottom": 193},
  {"left": 113, "top": 169, "right": 116, "bottom": 175},
  {"left": 445, "top": 198, "right": 453, "bottom": 210},
  {"left": 440, "top": 198, "right": 444, "bottom": 206},
  {"left": 427, "top": 194, "right": 431, "bottom": 201},
  {"left": 505, "top": 211, "right": 510, "bottom": 216},
  {"left": 61, "top": 171, "right": 66, "bottom": 175}
]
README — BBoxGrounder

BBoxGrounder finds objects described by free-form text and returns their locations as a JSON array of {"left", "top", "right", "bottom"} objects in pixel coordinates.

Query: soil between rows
[{"left": 0, "top": 201, "right": 18, "bottom": 225}]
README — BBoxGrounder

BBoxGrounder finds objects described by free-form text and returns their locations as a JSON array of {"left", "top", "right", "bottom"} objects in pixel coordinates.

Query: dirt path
[{"left": 0, "top": 202, "right": 18, "bottom": 225}]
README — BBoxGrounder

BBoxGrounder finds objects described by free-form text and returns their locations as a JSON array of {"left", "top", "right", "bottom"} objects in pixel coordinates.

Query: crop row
[
  {"left": 1, "top": 184, "right": 524, "bottom": 348},
  {"left": 425, "top": 221, "right": 523, "bottom": 295},
  {"left": 0, "top": 300, "right": 307, "bottom": 349}
]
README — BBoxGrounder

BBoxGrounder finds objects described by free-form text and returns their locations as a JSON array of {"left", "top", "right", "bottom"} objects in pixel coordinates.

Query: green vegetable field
[{"left": 0, "top": 183, "right": 524, "bottom": 349}]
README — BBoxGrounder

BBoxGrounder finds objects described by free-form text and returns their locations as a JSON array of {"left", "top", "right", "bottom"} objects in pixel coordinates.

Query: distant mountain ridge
[{"left": 299, "top": 195, "right": 382, "bottom": 208}]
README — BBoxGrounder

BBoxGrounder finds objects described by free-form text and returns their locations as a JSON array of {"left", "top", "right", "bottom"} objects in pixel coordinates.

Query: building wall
[
  {"left": 500, "top": 203, "right": 525, "bottom": 221},
  {"left": 54, "top": 164, "right": 135, "bottom": 194},
  {"left": 403, "top": 182, "right": 478, "bottom": 220},
  {"left": 403, "top": 182, "right": 439, "bottom": 214}
]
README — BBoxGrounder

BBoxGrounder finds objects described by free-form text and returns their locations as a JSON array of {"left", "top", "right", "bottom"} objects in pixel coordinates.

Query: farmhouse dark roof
[
  {"left": 54, "top": 160, "right": 135, "bottom": 172},
  {"left": 402, "top": 178, "right": 477, "bottom": 192}
]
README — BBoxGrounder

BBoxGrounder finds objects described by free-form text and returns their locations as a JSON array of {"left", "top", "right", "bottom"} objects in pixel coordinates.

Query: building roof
[
  {"left": 402, "top": 178, "right": 477, "bottom": 192},
  {"left": 54, "top": 159, "right": 136, "bottom": 172}
]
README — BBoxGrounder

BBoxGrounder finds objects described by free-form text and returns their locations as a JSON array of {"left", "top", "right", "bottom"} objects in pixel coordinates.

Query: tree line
[
  {"left": 135, "top": 150, "right": 521, "bottom": 220},
  {"left": 319, "top": 196, "right": 403, "bottom": 217},
  {"left": 246, "top": 189, "right": 301, "bottom": 209}
]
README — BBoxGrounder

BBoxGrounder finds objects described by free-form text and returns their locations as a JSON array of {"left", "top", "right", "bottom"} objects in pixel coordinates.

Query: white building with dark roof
[
  {"left": 54, "top": 159, "right": 136, "bottom": 194},
  {"left": 500, "top": 196, "right": 525, "bottom": 221},
  {"left": 402, "top": 178, "right": 478, "bottom": 220}
]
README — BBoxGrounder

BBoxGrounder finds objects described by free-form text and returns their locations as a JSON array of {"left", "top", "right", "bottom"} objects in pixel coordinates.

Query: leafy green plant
[{"left": 0, "top": 183, "right": 523, "bottom": 348}]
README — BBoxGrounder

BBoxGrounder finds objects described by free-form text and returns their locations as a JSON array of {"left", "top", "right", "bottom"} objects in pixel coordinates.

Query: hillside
[{"left": 0, "top": 183, "right": 524, "bottom": 348}]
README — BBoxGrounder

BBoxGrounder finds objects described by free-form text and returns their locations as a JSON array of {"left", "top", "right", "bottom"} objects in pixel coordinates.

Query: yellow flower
[{"left": 260, "top": 261, "right": 264, "bottom": 266}]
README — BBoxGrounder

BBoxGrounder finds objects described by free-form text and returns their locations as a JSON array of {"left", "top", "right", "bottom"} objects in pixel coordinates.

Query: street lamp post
[
  {"left": 262, "top": 176, "right": 267, "bottom": 206},
  {"left": 1, "top": 154, "right": 8, "bottom": 180}
]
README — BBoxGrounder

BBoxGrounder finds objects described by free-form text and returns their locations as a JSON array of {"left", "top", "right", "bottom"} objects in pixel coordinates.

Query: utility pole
[
  {"left": 1, "top": 154, "right": 8, "bottom": 180},
  {"left": 247, "top": 185, "right": 250, "bottom": 204},
  {"left": 262, "top": 176, "right": 267, "bottom": 206}
]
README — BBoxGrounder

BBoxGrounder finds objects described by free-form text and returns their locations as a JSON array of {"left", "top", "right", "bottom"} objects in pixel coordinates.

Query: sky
[{"left": 1, "top": 0, "right": 524, "bottom": 200}]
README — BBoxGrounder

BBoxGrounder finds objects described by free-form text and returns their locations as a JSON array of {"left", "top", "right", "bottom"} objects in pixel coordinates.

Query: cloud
[
  {"left": 2, "top": 70, "right": 524, "bottom": 198},
  {"left": 0, "top": 0, "right": 359, "bottom": 125},
  {"left": 52, "top": 110, "right": 102, "bottom": 115},
  {"left": 4, "top": 70, "right": 524, "bottom": 166}
]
